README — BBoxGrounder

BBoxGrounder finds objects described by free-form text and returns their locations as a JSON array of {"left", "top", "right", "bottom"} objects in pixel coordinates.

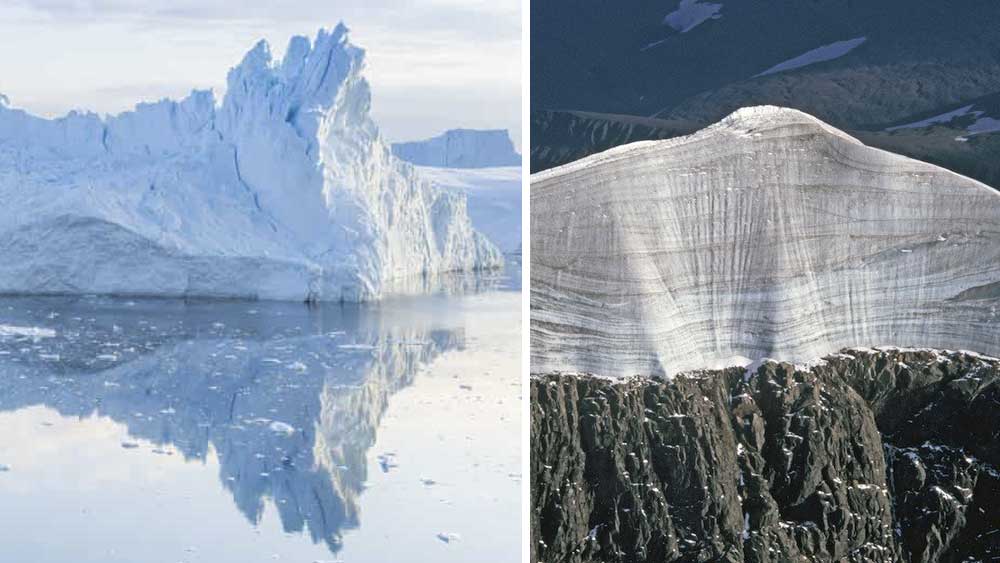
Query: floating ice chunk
[
  {"left": 436, "top": 532, "right": 462, "bottom": 543},
  {"left": 377, "top": 453, "right": 398, "bottom": 472},
  {"left": 287, "top": 361, "right": 308, "bottom": 372},
  {"left": 269, "top": 421, "right": 296, "bottom": 435},
  {"left": 0, "top": 325, "right": 56, "bottom": 339}
]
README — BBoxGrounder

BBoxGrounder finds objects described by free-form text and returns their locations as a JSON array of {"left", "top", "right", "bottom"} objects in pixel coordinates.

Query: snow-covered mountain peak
[
  {"left": 533, "top": 105, "right": 867, "bottom": 183},
  {"left": 713, "top": 105, "right": 864, "bottom": 145}
]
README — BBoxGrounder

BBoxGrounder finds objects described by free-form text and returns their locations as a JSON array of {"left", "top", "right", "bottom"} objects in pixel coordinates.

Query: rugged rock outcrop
[
  {"left": 531, "top": 348, "right": 1000, "bottom": 562},
  {"left": 531, "top": 106, "right": 1000, "bottom": 377}
]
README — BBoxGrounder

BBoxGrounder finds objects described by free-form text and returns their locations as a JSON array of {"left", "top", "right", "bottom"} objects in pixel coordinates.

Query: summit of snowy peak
[{"left": 713, "top": 105, "right": 864, "bottom": 144}]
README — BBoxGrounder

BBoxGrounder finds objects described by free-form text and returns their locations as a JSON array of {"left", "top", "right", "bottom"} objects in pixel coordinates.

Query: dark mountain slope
[{"left": 531, "top": 1, "right": 1000, "bottom": 185}]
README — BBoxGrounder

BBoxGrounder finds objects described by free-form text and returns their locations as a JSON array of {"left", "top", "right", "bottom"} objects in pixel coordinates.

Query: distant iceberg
[
  {"left": 392, "top": 129, "right": 520, "bottom": 168},
  {"left": 0, "top": 24, "right": 501, "bottom": 302}
]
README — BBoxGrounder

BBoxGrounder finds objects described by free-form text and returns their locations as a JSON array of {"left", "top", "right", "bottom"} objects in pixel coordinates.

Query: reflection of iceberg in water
[{"left": 0, "top": 295, "right": 465, "bottom": 553}]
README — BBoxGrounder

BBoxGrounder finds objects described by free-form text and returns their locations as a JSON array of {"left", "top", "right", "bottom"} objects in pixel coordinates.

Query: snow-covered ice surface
[
  {"left": 414, "top": 166, "right": 522, "bottom": 254},
  {"left": 530, "top": 106, "right": 1000, "bottom": 378},
  {"left": 0, "top": 25, "right": 500, "bottom": 302},
  {"left": 0, "top": 276, "right": 520, "bottom": 561},
  {"left": 756, "top": 37, "right": 867, "bottom": 77},
  {"left": 391, "top": 129, "right": 520, "bottom": 168},
  {"left": 663, "top": 0, "right": 723, "bottom": 33}
]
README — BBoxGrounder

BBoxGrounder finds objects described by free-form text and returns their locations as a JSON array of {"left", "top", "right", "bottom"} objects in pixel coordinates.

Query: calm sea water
[{"left": 0, "top": 266, "right": 521, "bottom": 562}]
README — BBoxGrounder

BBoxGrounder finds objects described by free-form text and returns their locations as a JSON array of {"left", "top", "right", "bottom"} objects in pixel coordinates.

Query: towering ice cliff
[
  {"left": 0, "top": 24, "right": 501, "bottom": 302},
  {"left": 531, "top": 106, "right": 1000, "bottom": 377},
  {"left": 392, "top": 129, "right": 521, "bottom": 168}
]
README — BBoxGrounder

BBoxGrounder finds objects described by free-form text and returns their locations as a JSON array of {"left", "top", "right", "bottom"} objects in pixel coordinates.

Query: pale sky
[{"left": 0, "top": 0, "right": 521, "bottom": 148}]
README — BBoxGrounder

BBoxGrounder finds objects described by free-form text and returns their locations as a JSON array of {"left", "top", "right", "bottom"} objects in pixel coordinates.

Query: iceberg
[
  {"left": 0, "top": 24, "right": 501, "bottom": 302},
  {"left": 392, "top": 129, "right": 520, "bottom": 168}
]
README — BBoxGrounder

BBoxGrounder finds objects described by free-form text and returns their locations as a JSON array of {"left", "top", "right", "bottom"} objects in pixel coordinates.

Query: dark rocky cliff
[{"left": 531, "top": 348, "right": 1000, "bottom": 562}]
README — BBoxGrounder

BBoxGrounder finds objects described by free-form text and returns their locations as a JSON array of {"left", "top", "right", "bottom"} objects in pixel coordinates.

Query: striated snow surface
[
  {"left": 391, "top": 129, "right": 520, "bottom": 168},
  {"left": 0, "top": 24, "right": 501, "bottom": 302},
  {"left": 531, "top": 106, "right": 1000, "bottom": 377},
  {"left": 415, "top": 165, "right": 522, "bottom": 254}
]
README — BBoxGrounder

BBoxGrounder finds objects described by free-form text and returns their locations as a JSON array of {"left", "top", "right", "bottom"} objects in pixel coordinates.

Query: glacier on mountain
[
  {"left": 391, "top": 129, "right": 520, "bottom": 168},
  {"left": 0, "top": 24, "right": 501, "bottom": 302},
  {"left": 531, "top": 106, "right": 1000, "bottom": 377}
]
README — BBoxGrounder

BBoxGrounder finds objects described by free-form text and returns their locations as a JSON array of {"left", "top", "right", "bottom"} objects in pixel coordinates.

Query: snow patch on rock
[
  {"left": 887, "top": 103, "right": 1000, "bottom": 139},
  {"left": 756, "top": 37, "right": 867, "bottom": 77},
  {"left": 663, "top": 0, "right": 723, "bottom": 33},
  {"left": 887, "top": 104, "right": 978, "bottom": 131}
]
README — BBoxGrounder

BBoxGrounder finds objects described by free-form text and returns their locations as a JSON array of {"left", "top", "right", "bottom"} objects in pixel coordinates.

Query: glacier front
[
  {"left": 0, "top": 24, "right": 501, "bottom": 302},
  {"left": 531, "top": 106, "right": 1000, "bottom": 377}
]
